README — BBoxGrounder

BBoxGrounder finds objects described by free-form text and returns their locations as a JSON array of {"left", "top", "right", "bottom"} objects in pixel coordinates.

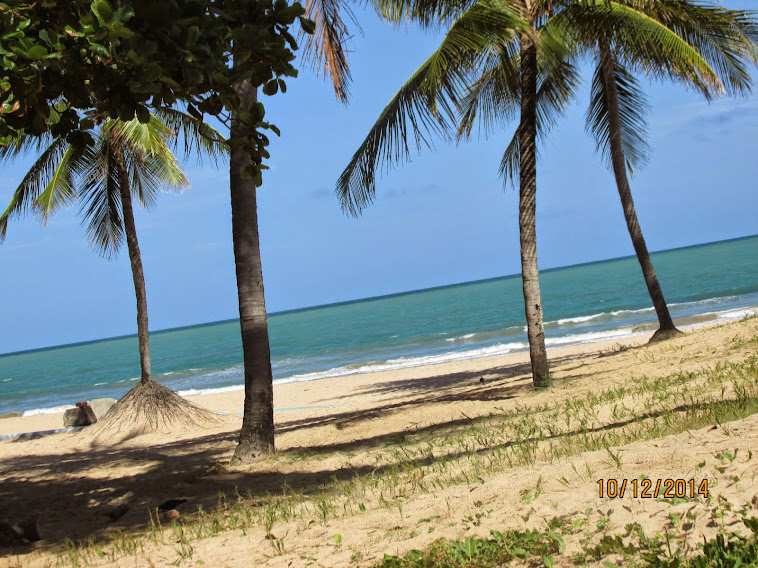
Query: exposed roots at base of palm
[
  {"left": 84, "top": 380, "right": 221, "bottom": 444},
  {"left": 648, "top": 327, "right": 685, "bottom": 343}
]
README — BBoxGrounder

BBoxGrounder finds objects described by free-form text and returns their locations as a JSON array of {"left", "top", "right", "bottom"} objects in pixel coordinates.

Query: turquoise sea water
[{"left": 1, "top": 235, "right": 757, "bottom": 416}]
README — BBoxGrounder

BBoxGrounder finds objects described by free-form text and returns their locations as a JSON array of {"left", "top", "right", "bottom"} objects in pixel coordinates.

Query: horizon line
[{"left": 3, "top": 232, "right": 755, "bottom": 357}]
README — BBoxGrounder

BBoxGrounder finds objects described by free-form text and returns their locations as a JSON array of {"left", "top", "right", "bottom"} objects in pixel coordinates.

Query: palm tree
[
  {"left": 336, "top": 0, "right": 561, "bottom": 387},
  {"left": 0, "top": 110, "right": 227, "bottom": 437},
  {"left": 575, "top": 1, "right": 758, "bottom": 341},
  {"left": 227, "top": 0, "right": 358, "bottom": 463}
]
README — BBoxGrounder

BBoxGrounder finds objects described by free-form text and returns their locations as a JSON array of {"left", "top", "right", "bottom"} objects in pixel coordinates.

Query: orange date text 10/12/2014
[{"left": 597, "top": 478, "right": 709, "bottom": 499}]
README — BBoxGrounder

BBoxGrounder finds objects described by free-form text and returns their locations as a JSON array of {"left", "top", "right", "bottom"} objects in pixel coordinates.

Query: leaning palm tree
[
  {"left": 576, "top": 1, "right": 758, "bottom": 341},
  {"left": 0, "top": 110, "right": 227, "bottom": 439}
]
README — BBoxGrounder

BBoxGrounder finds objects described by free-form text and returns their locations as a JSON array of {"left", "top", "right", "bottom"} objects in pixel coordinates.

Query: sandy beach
[{"left": 2, "top": 315, "right": 758, "bottom": 567}]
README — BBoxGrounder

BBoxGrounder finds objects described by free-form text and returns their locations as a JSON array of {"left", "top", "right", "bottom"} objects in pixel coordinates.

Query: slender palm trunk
[
  {"left": 115, "top": 150, "right": 152, "bottom": 384},
  {"left": 229, "top": 67, "right": 275, "bottom": 463},
  {"left": 598, "top": 42, "right": 681, "bottom": 342},
  {"left": 519, "top": 31, "right": 550, "bottom": 387}
]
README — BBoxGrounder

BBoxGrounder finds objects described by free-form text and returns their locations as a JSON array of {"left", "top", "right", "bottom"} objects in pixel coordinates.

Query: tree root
[
  {"left": 84, "top": 380, "right": 220, "bottom": 444},
  {"left": 648, "top": 327, "right": 685, "bottom": 343}
]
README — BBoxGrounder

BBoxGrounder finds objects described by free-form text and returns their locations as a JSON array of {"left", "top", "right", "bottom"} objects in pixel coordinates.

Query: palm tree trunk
[
  {"left": 519, "top": 31, "right": 551, "bottom": 387},
  {"left": 598, "top": 42, "right": 681, "bottom": 342},
  {"left": 115, "top": 151, "right": 152, "bottom": 384},
  {"left": 229, "top": 68, "right": 275, "bottom": 463}
]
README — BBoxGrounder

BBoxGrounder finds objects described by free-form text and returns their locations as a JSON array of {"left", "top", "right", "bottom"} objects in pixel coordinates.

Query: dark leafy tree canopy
[{"left": 0, "top": 0, "right": 311, "bottom": 183}]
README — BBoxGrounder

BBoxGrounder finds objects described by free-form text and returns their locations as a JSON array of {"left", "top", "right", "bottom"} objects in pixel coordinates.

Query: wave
[
  {"left": 273, "top": 341, "right": 529, "bottom": 385},
  {"left": 445, "top": 333, "right": 477, "bottom": 342},
  {"left": 176, "top": 385, "right": 244, "bottom": 397},
  {"left": 22, "top": 405, "right": 71, "bottom": 416}
]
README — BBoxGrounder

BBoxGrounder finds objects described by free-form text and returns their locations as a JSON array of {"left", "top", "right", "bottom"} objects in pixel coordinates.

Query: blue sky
[{"left": 1, "top": 0, "right": 757, "bottom": 354}]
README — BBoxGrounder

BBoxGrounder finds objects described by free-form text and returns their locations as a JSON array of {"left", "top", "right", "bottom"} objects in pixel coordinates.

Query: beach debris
[
  {"left": 63, "top": 405, "right": 97, "bottom": 427},
  {"left": 158, "top": 499, "right": 187, "bottom": 512},
  {"left": 88, "top": 398, "right": 117, "bottom": 420},
  {"left": 0, "top": 518, "right": 41, "bottom": 546}
]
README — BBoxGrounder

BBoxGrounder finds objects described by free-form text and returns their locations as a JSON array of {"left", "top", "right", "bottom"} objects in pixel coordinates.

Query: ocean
[{"left": 1, "top": 235, "right": 757, "bottom": 416}]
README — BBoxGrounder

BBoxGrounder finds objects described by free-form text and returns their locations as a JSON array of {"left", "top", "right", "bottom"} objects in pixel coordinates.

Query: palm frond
[
  {"left": 457, "top": 40, "right": 522, "bottom": 140},
  {"left": 336, "top": 0, "right": 526, "bottom": 215},
  {"left": 152, "top": 107, "right": 228, "bottom": 165},
  {"left": 33, "top": 144, "right": 90, "bottom": 223},
  {"left": 630, "top": 0, "right": 758, "bottom": 95},
  {"left": 78, "top": 139, "right": 125, "bottom": 258},
  {"left": 552, "top": 1, "right": 724, "bottom": 97},
  {"left": 300, "top": 0, "right": 360, "bottom": 102},
  {"left": 586, "top": 52, "right": 650, "bottom": 176},
  {"left": 499, "top": 58, "right": 580, "bottom": 186},
  {"left": 0, "top": 137, "right": 71, "bottom": 239}
]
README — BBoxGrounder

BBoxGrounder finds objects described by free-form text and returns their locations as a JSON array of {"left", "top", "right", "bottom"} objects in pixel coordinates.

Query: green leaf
[
  {"left": 299, "top": 17, "right": 315, "bottom": 35},
  {"left": 91, "top": 0, "right": 114, "bottom": 24},
  {"left": 27, "top": 45, "right": 48, "bottom": 60},
  {"left": 145, "top": 63, "right": 162, "bottom": 83},
  {"left": 262, "top": 79, "right": 278, "bottom": 96}
]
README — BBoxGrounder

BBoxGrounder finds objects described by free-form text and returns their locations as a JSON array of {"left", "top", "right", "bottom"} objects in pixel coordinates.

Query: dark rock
[
  {"left": 0, "top": 518, "right": 40, "bottom": 547},
  {"left": 63, "top": 405, "right": 97, "bottom": 427}
]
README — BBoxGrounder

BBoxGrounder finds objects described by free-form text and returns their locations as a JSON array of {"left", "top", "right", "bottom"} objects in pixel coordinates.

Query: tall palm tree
[
  {"left": 461, "top": 1, "right": 758, "bottom": 342},
  {"left": 228, "top": 0, "right": 358, "bottom": 463},
  {"left": 337, "top": 0, "right": 563, "bottom": 387},
  {"left": 1, "top": 110, "right": 227, "bottom": 435}
]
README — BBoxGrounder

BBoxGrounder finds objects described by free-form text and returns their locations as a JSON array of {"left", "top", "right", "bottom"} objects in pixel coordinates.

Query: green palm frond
[
  {"left": 586, "top": 52, "right": 650, "bottom": 176},
  {"left": 78, "top": 139, "right": 125, "bottom": 258},
  {"left": 630, "top": 0, "right": 758, "bottom": 95},
  {"left": 336, "top": 0, "right": 526, "bottom": 215},
  {"left": 0, "top": 137, "right": 72, "bottom": 239},
  {"left": 551, "top": 1, "right": 723, "bottom": 97},
  {"left": 0, "top": 131, "right": 55, "bottom": 160},
  {"left": 457, "top": 40, "right": 522, "bottom": 140},
  {"left": 32, "top": 144, "right": 90, "bottom": 223},
  {"left": 370, "top": 0, "right": 483, "bottom": 27},
  {"left": 152, "top": 107, "right": 228, "bottom": 165},
  {"left": 300, "top": 0, "right": 361, "bottom": 102}
]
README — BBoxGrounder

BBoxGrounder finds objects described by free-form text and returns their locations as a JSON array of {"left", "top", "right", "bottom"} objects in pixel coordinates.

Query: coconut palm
[
  {"left": 575, "top": 2, "right": 758, "bottom": 341},
  {"left": 227, "top": 0, "right": 359, "bottom": 463},
  {"left": 336, "top": 0, "right": 567, "bottom": 387},
  {"left": 337, "top": 0, "right": 758, "bottom": 385},
  {"left": 0, "top": 109, "right": 227, "bottom": 436}
]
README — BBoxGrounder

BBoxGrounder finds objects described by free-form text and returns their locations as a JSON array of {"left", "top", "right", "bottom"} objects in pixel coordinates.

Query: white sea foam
[
  {"left": 545, "top": 328, "right": 640, "bottom": 347},
  {"left": 22, "top": 405, "right": 71, "bottom": 416},
  {"left": 177, "top": 385, "right": 244, "bottom": 397},
  {"left": 445, "top": 333, "right": 477, "bottom": 342},
  {"left": 273, "top": 341, "right": 528, "bottom": 385}
]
